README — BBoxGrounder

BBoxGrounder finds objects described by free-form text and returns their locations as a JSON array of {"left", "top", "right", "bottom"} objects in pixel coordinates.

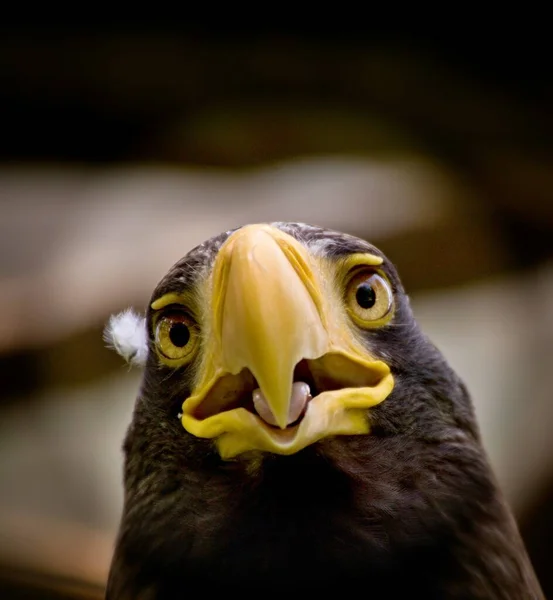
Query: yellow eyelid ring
[
  {"left": 153, "top": 308, "right": 200, "bottom": 366},
  {"left": 338, "top": 252, "right": 384, "bottom": 272},
  {"left": 345, "top": 268, "right": 395, "bottom": 328},
  {"left": 151, "top": 291, "right": 197, "bottom": 312}
]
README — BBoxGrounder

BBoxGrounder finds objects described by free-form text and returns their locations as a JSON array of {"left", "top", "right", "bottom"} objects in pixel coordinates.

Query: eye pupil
[
  {"left": 355, "top": 282, "right": 376, "bottom": 309},
  {"left": 169, "top": 322, "right": 190, "bottom": 347}
]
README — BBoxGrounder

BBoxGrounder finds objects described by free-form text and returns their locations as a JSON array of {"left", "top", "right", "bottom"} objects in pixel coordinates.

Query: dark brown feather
[{"left": 106, "top": 223, "right": 544, "bottom": 599}]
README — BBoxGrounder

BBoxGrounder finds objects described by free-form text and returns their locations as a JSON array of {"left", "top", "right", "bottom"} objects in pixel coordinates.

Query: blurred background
[{"left": 0, "top": 24, "right": 552, "bottom": 598}]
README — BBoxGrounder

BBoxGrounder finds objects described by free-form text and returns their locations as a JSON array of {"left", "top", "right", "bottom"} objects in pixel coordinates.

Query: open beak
[{"left": 181, "top": 224, "right": 394, "bottom": 459}]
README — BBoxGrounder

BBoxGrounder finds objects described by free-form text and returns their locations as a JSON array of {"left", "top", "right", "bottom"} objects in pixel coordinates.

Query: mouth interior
[{"left": 191, "top": 354, "right": 383, "bottom": 429}]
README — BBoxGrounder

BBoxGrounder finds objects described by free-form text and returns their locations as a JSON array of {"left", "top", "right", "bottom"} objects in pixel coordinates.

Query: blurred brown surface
[
  {"left": 0, "top": 568, "right": 103, "bottom": 600},
  {"left": 0, "top": 158, "right": 500, "bottom": 353},
  {"left": 1, "top": 26, "right": 552, "bottom": 598}
]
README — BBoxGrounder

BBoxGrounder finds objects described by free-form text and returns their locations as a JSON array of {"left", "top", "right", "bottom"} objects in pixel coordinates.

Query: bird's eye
[
  {"left": 345, "top": 269, "right": 393, "bottom": 326},
  {"left": 155, "top": 310, "right": 198, "bottom": 361}
]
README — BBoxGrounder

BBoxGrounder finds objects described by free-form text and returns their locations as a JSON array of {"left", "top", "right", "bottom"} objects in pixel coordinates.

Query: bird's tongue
[{"left": 252, "top": 381, "right": 312, "bottom": 427}]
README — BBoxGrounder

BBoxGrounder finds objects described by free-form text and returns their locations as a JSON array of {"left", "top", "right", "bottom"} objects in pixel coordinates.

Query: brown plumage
[{"left": 106, "top": 223, "right": 543, "bottom": 599}]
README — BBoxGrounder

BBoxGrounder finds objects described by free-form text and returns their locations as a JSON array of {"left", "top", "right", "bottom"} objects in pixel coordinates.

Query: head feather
[{"left": 104, "top": 309, "right": 148, "bottom": 367}]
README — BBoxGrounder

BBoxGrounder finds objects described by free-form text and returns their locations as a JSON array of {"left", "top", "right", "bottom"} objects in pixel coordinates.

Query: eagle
[{"left": 104, "top": 222, "right": 543, "bottom": 599}]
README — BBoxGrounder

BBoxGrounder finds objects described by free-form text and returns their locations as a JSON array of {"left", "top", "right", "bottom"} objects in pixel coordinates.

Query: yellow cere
[{"left": 151, "top": 224, "right": 395, "bottom": 459}]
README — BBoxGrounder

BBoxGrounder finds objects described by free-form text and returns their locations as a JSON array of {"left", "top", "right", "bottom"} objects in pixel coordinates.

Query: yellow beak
[
  {"left": 216, "top": 225, "right": 328, "bottom": 429},
  {"left": 180, "top": 224, "right": 394, "bottom": 458}
]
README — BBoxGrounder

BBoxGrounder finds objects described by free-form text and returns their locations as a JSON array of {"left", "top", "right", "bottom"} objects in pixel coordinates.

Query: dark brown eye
[
  {"left": 155, "top": 311, "right": 197, "bottom": 361},
  {"left": 346, "top": 270, "right": 393, "bottom": 325}
]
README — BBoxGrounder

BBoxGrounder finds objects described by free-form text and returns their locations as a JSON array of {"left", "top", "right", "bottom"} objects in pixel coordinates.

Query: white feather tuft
[{"left": 103, "top": 309, "right": 148, "bottom": 367}]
